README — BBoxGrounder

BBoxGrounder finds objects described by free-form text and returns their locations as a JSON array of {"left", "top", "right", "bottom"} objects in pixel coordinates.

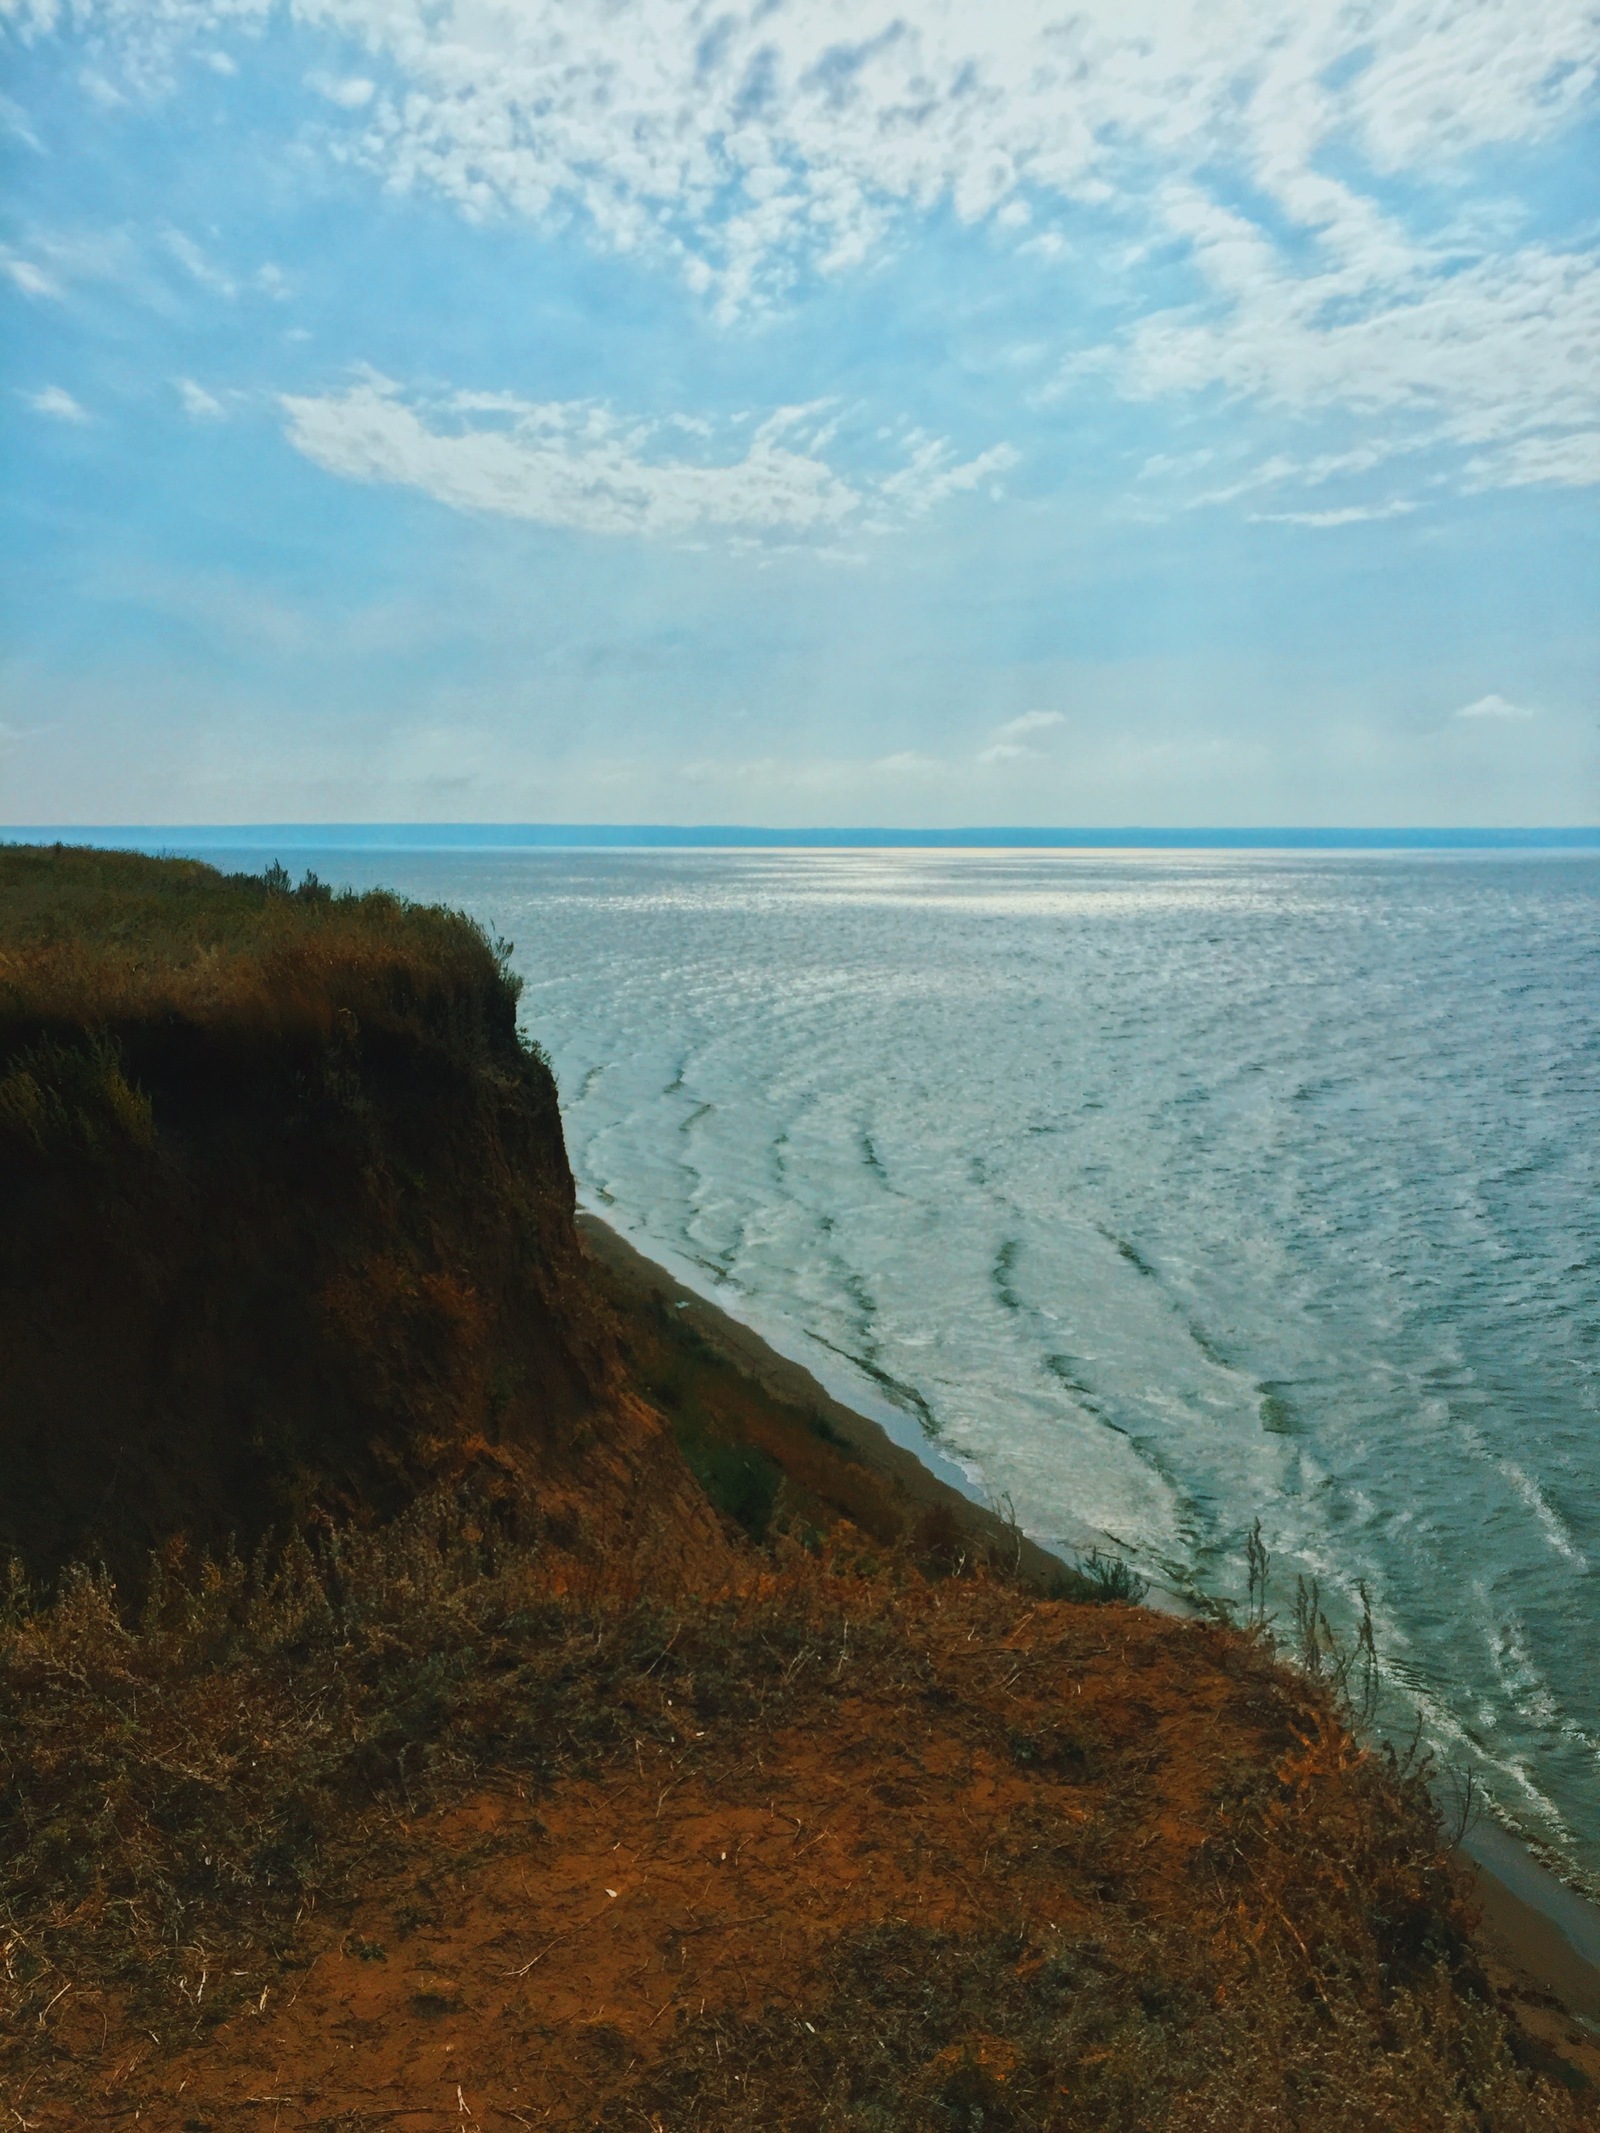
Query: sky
[{"left": 1, "top": 0, "right": 1597, "bottom": 828}]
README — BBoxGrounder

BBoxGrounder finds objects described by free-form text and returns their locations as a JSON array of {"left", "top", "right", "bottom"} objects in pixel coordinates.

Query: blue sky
[{"left": 2, "top": 0, "right": 1597, "bottom": 827}]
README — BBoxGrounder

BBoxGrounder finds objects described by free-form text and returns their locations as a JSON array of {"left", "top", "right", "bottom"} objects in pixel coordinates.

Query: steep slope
[{"left": 0, "top": 845, "right": 722, "bottom": 1586}]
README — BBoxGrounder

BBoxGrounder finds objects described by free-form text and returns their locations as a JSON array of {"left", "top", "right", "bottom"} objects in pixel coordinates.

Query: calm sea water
[{"left": 273, "top": 849, "right": 1600, "bottom": 1891}]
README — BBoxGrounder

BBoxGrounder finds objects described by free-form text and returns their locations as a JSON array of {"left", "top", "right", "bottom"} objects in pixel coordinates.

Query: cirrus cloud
[
  {"left": 6, "top": 0, "right": 1598, "bottom": 509},
  {"left": 278, "top": 376, "right": 1014, "bottom": 545}
]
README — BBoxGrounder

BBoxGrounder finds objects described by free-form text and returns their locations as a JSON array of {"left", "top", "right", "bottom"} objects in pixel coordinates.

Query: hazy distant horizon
[{"left": 7, "top": 826, "right": 1597, "bottom": 854}]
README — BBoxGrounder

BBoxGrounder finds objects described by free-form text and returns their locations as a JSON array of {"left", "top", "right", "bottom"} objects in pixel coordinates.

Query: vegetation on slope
[
  {"left": 0, "top": 843, "right": 718, "bottom": 1587},
  {"left": 0, "top": 845, "right": 1592, "bottom": 2129}
]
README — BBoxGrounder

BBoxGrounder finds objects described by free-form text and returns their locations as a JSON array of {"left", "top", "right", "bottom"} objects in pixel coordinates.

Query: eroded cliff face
[{"left": 0, "top": 848, "right": 725, "bottom": 1588}]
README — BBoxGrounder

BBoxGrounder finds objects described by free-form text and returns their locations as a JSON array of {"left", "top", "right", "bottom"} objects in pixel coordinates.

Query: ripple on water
[{"left": 288, "top": 847, "right": 1600, "bottom": 1897}]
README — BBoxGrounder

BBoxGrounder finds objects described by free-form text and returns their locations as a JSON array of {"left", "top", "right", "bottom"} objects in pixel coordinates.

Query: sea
[{"left": 151, "top": 845, "right": 1600, "bottom": 1900}]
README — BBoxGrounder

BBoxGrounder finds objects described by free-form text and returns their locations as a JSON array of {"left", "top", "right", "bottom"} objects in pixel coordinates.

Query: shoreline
[
  {"left": 578, "top": 1203, "right": 1600, "bottom": 2052},
  {"left": 578, "top": 1206, "right": 1092, "bottom": 1599}
]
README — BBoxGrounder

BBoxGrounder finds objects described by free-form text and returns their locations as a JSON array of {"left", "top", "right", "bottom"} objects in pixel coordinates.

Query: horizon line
[{"left": 5, "top": 824, "right": 1599, "bottom": 853}]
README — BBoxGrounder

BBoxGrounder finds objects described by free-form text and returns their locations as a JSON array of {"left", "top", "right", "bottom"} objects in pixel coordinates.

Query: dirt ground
[{"left": 18, "top": 1580, "right": 1598, "bottom": 2130}]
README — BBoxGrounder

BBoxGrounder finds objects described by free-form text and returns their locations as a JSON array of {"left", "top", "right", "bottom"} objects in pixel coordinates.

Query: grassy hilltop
[{"left": 0, "top": 845, "right": 1593, "bottom": 2130}]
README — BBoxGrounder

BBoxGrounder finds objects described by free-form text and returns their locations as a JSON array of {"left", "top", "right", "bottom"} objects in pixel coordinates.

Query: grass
[
  {"left": 0, "top": 844, "right": 522, "bottom": 1057},
  {"left": 0, "top": 843, "right": 534, "bottom": 1176},
  {"left": 0, "top": 846, "right": 603, "bottom": 1588},
  {"left": 2, "top": 1494, "right": 1593, "bottom": 2127},
  {"left": 619, "top": 1919, "right": 1581, "bottom": 2132}
]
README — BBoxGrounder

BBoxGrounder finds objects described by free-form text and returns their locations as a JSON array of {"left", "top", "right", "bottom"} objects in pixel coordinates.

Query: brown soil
[{"left": 25, "top": 1574, "right": 1594, "bottom": 2131}]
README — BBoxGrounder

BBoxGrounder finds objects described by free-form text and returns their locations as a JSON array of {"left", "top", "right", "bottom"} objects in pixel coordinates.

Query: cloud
[
  {"left": 0, "top": 92, "right": 44, "bottom": 151},
  {"left": 161, "top": 226, "right": 236, "bottom": 296},
  {"left": 3, "top": 254, "right": 61, "bottom": 299},
  {"left": 16, "top": 1, "right": 1600, "bottom": 499},
  {"left": 979, "top": 709, "right": 1065, "bottom": 762},
  {"left": 39, "top": 4, "right": 1595, "bottom": 286},
  {"left": 176, "top": 377, "right": 226, "bottom": 419},
  {"left": 1251, "top": 500, "right": 1418, "bottom": 527},
  {"left": 277, "top": 377, "right": 1012, "bottom": 545},
  {"left": 1472, "top": 430, "right": 1600, "bottom": 491},
  {"left": 79, "top": 69, "right": 126, "bottom": 111},
  {"left": 306, "top": 70, "right": 375, "bottom": 109},
  {"left": 22, "top": 385, "right": 90, "bottom": 422},
  {"left": 877, "top": 435, "right": 1020, "bottom": 514},
  {"left": 1110, "top": 215, "right": 1600, "bottom": 491},
  {"left": 1455, "top": 693, "right": 1534, "bottom": 720}
]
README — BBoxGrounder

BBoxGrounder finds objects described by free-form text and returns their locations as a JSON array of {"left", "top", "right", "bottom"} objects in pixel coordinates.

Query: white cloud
[
  {"left": 1455, "top": 693, "right": 1534, "bottom": 720},
  {"left": 35, "top": 4, "right": 1594, "bottom": 280},
  {"left": 997, "top": 710, "right": 1065, "bottom": 740},
  {"left": 1112, "top": 215, "right": 1600, "bottom": 488},
  {"left": 0, "top": 92, "right": 44, "bottom": 151},
  {"left": 78, "top": 69, "right": 126, "bottom": 111},
  {"left": 877, "top": 434, "right": 1020, "bottom": 514},
  {"left": 1472, "top": 430, "right": 1600, "bottom": 490},
  {"left": 14, "top": 0, "right": 1600, "bottom": 493},
  {"left": 1251, "top": 500, "right": 1419, "bottom": 527},
  {"left": 23, "top": 384, "right": 89, "bottom": 422},
  {"left": 978, "top": 709, "right": 1066, "bottom": 762},
  {"left": 176, "top": 376, "right": 225, "bottom": 419},
  {"left": 161, "top": 226, "right": 236, "bottom": 296},
  {"left": 306, "top": 69, "right": 375, "bottom": 109},
  {"left": 277, "top": 376, "right": 1012, "bottom": 545},
  {"left": 2, "top": 254, "right": 60, "bottom": 298}
]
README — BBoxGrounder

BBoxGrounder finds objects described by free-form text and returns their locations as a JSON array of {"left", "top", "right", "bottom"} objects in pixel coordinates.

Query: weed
[
  {"left": 0, "top": 1032, "right": 153, "bottom": 1158},
  {"left": 1043, "top": 1550, "right": 1148, "bottom": 1607},
  {"left": 1, "top": 1503, "right": 1589, "bottom": 2128}
]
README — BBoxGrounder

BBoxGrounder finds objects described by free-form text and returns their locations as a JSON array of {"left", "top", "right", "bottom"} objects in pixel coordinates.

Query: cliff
[
  {"left": 0, "top": 845, "right": 722, "bottom": 1587},
  {"left": 1, "top": 845, "right": 1592, "bottom": 2130}
]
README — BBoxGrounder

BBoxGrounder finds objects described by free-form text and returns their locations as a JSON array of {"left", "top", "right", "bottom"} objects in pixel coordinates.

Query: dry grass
[
  {"left": 0, "top": 843, "right": 522, "bottom": 1078},
  {"left": 0, "top": 845, "right": 622, "bottom": 1589},
  {"left": 2, "top": 1498, "right": 1592, "bottom": 2128}
]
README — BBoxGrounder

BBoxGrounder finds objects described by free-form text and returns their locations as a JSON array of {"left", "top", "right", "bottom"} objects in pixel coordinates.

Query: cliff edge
[{"left": 0, "top": 845, "right": 721, "bottom": 1586}]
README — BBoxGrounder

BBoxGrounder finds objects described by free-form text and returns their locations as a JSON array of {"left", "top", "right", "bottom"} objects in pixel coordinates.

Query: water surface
[{"left": 268, "top": 848, "right": 1600, "bottom": 1891}]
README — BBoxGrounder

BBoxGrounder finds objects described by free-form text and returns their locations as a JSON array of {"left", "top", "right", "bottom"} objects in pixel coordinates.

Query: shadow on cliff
[{"left": 0, "top": 844, "right": 722, "bottom": 1589}]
